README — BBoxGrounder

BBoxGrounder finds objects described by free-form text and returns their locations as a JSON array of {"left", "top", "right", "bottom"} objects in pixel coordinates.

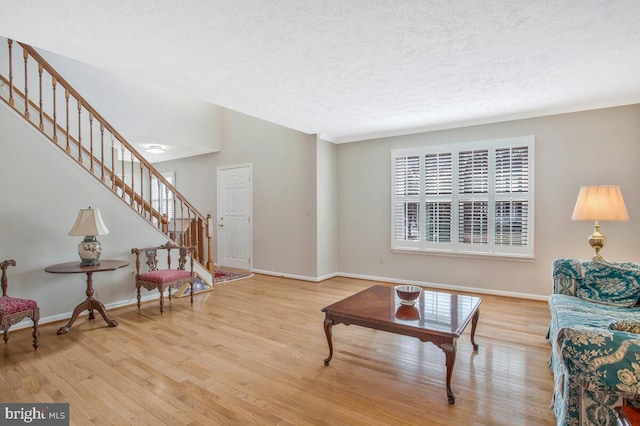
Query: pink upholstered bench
[{"left": 131, "top": 242, "right": 195, "bottom": 314}]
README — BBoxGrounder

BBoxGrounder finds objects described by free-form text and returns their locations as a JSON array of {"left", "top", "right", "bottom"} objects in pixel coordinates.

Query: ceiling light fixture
[{"left": 146, "top": 145, "right": 165, "bottom": 154}]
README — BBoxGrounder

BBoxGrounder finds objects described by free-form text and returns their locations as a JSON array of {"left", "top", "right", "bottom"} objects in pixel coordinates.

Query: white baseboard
[
  {"left": 336, "top": 272, "right": 550, "bottom": 301},
  {"left": 9, "top": 292, "right": 165, "bottom": 331},
  {"left": 316, "top": 272, "right": 340, "bottom": 282},
  {"left": 251, "top": 269, "right": 339, "bottom": 283},
  {"left": 251, "top": 269, "right": 548, "bottom": 301},
  {"left": 251, "top": 268, "right": 321, "bottom": 282}
]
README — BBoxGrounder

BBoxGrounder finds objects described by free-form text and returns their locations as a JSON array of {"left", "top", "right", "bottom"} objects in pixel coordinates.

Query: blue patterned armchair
[{"left": 549, "top": 258, "right": 640, "bottom": 426}]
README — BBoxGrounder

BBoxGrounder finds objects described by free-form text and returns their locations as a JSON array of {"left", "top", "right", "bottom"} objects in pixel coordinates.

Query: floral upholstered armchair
[{"left": 549, "top": 258, "right": 640, "bottom": 425}]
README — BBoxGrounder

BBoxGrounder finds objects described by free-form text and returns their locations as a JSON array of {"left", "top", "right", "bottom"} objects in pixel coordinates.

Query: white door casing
[{"left": 217, "top": 164, "right": 252, "bottom": 270}]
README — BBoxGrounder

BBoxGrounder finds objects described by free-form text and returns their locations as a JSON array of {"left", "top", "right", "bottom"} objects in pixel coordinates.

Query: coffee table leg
[
  {"left": 323, "top": 317, "right": 334, "bottom": 366},
  {"left": 470, "top": 310, "right": 479, "bottom": 350},
  {"left": 440, "top": 340, "right": 457, "bottom": 404}
]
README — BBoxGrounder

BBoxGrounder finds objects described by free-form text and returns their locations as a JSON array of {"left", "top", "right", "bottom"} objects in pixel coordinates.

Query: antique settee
[{"left": 549, "top": 258, "right": 640, "bottom": 425}]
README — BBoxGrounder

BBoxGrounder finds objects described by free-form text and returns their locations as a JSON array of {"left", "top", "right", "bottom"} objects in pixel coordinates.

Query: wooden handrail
[
  {"left": 0, "top": 38, "right": 212, "bottom": 272},
  {"left": 0, "top": 73, "right": 169, "bottom": 227},
  {"left": 19, "top": 43, "right": 201, "bottom": 215}
]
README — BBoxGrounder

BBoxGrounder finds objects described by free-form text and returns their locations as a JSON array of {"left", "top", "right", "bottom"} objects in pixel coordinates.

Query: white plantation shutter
[
  {"left": 495, "top": 146, "right": 528, "bottom": 193},
  {"left": 495, "top": 201, "right": 528, "bottom": 245},
  {"left": 425, "top": 153, "right": 452, "bottom": 243},
  {"left": 458, "top": 200, "right": 488, "bottom": 244},
  {"left": 393, "top": 156, "right": 420, "bottom": 242},
  {"left": 458, "top": 150, "right": 489, "bottom": 245},
  {"left": 395, "top": 202, "right": 420, "bottom": 241},
  {"left": 391, "top": 137, "right": 534, "bottom": 257},
  {"left": 495, "top": 146, "right": 530, "bottom": 247},
  {"left": 425, "top": 202, "right": 452, "bottom": 243},
  {"left": 458, "top": 150, "right": 488, "bottom": 194},
  {"left": 425, "top": 153, "right": 452, "bottom": 194}
]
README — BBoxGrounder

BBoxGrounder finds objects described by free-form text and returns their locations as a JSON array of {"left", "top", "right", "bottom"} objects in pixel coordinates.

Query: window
[
  {"left": 152, "top": 171, "right": 175, "bottom": 220},
  {"left": 392, "top": 136, "right": 534, "bottom": 258}
]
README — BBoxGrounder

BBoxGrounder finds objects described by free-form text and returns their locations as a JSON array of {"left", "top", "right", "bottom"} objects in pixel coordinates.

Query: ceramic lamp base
[{"left": 78, "top": 236, "right": 102, "bottom": 266}]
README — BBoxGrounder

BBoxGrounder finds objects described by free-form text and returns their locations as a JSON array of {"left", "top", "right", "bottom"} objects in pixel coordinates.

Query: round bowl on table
[{"left": 395, "top": 285, "right": 422, "bottom": 306}]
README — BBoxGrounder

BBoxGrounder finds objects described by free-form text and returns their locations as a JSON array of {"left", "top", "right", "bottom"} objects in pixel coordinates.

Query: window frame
[{"left": 391, "top": 136, "right": 534, "bottom": 259}]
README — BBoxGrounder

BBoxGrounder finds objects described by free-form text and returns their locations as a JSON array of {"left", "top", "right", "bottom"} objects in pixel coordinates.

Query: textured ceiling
[{"left": 1, "top": 1, "right": 640, "bottom": 143}]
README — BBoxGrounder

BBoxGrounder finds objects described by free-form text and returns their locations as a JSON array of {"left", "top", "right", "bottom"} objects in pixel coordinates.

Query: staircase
[{"left": 0, "top": 37, "right": 214, "bottom": 289}]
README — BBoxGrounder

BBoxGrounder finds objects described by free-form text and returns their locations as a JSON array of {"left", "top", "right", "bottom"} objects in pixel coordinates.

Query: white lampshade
[
  {"left": 571, "top": 185, "right": 629, "bottom": 222},
  {"left": 68, "top": 208, "right": 110, "bottom": 236},
  {"left": 571, "top": 185, "right": 629, "bottom": 260}
]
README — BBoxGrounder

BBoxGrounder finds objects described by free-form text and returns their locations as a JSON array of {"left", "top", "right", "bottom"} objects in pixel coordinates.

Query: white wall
[
  {"left": 0, "top": 103, "right": 169, "bottom": 321},
  {"left": 316, "top": 137, "right": 338, "bottom": 279},
  {"left": 5, "top": 53, "right": 640, "bottom": 305},
  {"left": 39, "top": 49, "right": 222, "bottom": 161},
  {"left": 162, "top": 108, "right": 319, "bottom": 279},
  {"left": 154, "top": 152, "right": 217, "bottom": 218},
  {"left": 337, "top": 105, "right": 640, "bottom": 298}
]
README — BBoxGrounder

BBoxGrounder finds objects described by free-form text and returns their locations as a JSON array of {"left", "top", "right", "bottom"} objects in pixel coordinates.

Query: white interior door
[{"left": 217, "top": 164, "right": 252, "bottom": 270}]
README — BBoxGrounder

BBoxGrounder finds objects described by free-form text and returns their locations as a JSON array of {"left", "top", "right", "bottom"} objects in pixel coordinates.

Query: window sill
[{"left": 391, "top": 248, "right": 535, "bottom": 262}]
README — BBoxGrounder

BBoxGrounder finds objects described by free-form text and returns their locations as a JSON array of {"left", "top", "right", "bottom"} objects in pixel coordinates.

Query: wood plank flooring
[{"left": 0, "top": 274, "right": 555, "bottom": 425}]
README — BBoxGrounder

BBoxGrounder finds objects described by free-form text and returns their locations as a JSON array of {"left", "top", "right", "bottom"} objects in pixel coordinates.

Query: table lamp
[
  {"left": 68, "top": 207, "right": 110, "bottom": 266},
  {"left": 571, "top": 185, "right": 629, "bottom": 260}
]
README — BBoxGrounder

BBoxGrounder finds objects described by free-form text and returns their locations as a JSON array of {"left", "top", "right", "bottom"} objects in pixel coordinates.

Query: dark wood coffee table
[{"left": 321, "top": 285, "right": 481, "bottom": 404}]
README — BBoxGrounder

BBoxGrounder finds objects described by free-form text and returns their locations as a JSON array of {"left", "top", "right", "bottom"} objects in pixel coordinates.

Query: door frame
[{"left": 216, "top": 163, "right": 253, "bottom": 271}]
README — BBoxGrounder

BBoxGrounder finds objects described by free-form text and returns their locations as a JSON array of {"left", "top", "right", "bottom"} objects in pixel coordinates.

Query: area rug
[
  {"left": 214, "top": 269, "right": 252, "bottom": 284},
  {"left": 181, "top": 270, "right": 252, "bottom": 296}
]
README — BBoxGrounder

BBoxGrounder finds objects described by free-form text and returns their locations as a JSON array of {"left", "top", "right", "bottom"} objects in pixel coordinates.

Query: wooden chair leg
[
  {"left": 190, "top": 280, "right": 194, "bottom": 305},
  {"left": 159, "top": 286, "right": 165, "bottom": 315},
  {"left": 136, "top": 284, "right": 142, "bottom": 311},
  {"left": 32, "top": 308, "right": 39, "bottom": 350}
]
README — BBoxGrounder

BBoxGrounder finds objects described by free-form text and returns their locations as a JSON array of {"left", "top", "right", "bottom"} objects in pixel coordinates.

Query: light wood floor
[{"left": 0, "top": 274, "right": 555, "bottom": 425}]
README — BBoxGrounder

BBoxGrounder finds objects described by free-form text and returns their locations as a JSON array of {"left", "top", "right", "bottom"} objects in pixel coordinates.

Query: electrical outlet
[
  {"left": 378, "top": 255, "right": 384, "bottom": 263},
  {"left": 129, "top": 270, "right": 136, "bottom": 276}
]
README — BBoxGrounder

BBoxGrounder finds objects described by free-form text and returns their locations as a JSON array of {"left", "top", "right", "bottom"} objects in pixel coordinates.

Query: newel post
[{"left": 206, "top": 214, "right": 213, "bottom": 274}]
